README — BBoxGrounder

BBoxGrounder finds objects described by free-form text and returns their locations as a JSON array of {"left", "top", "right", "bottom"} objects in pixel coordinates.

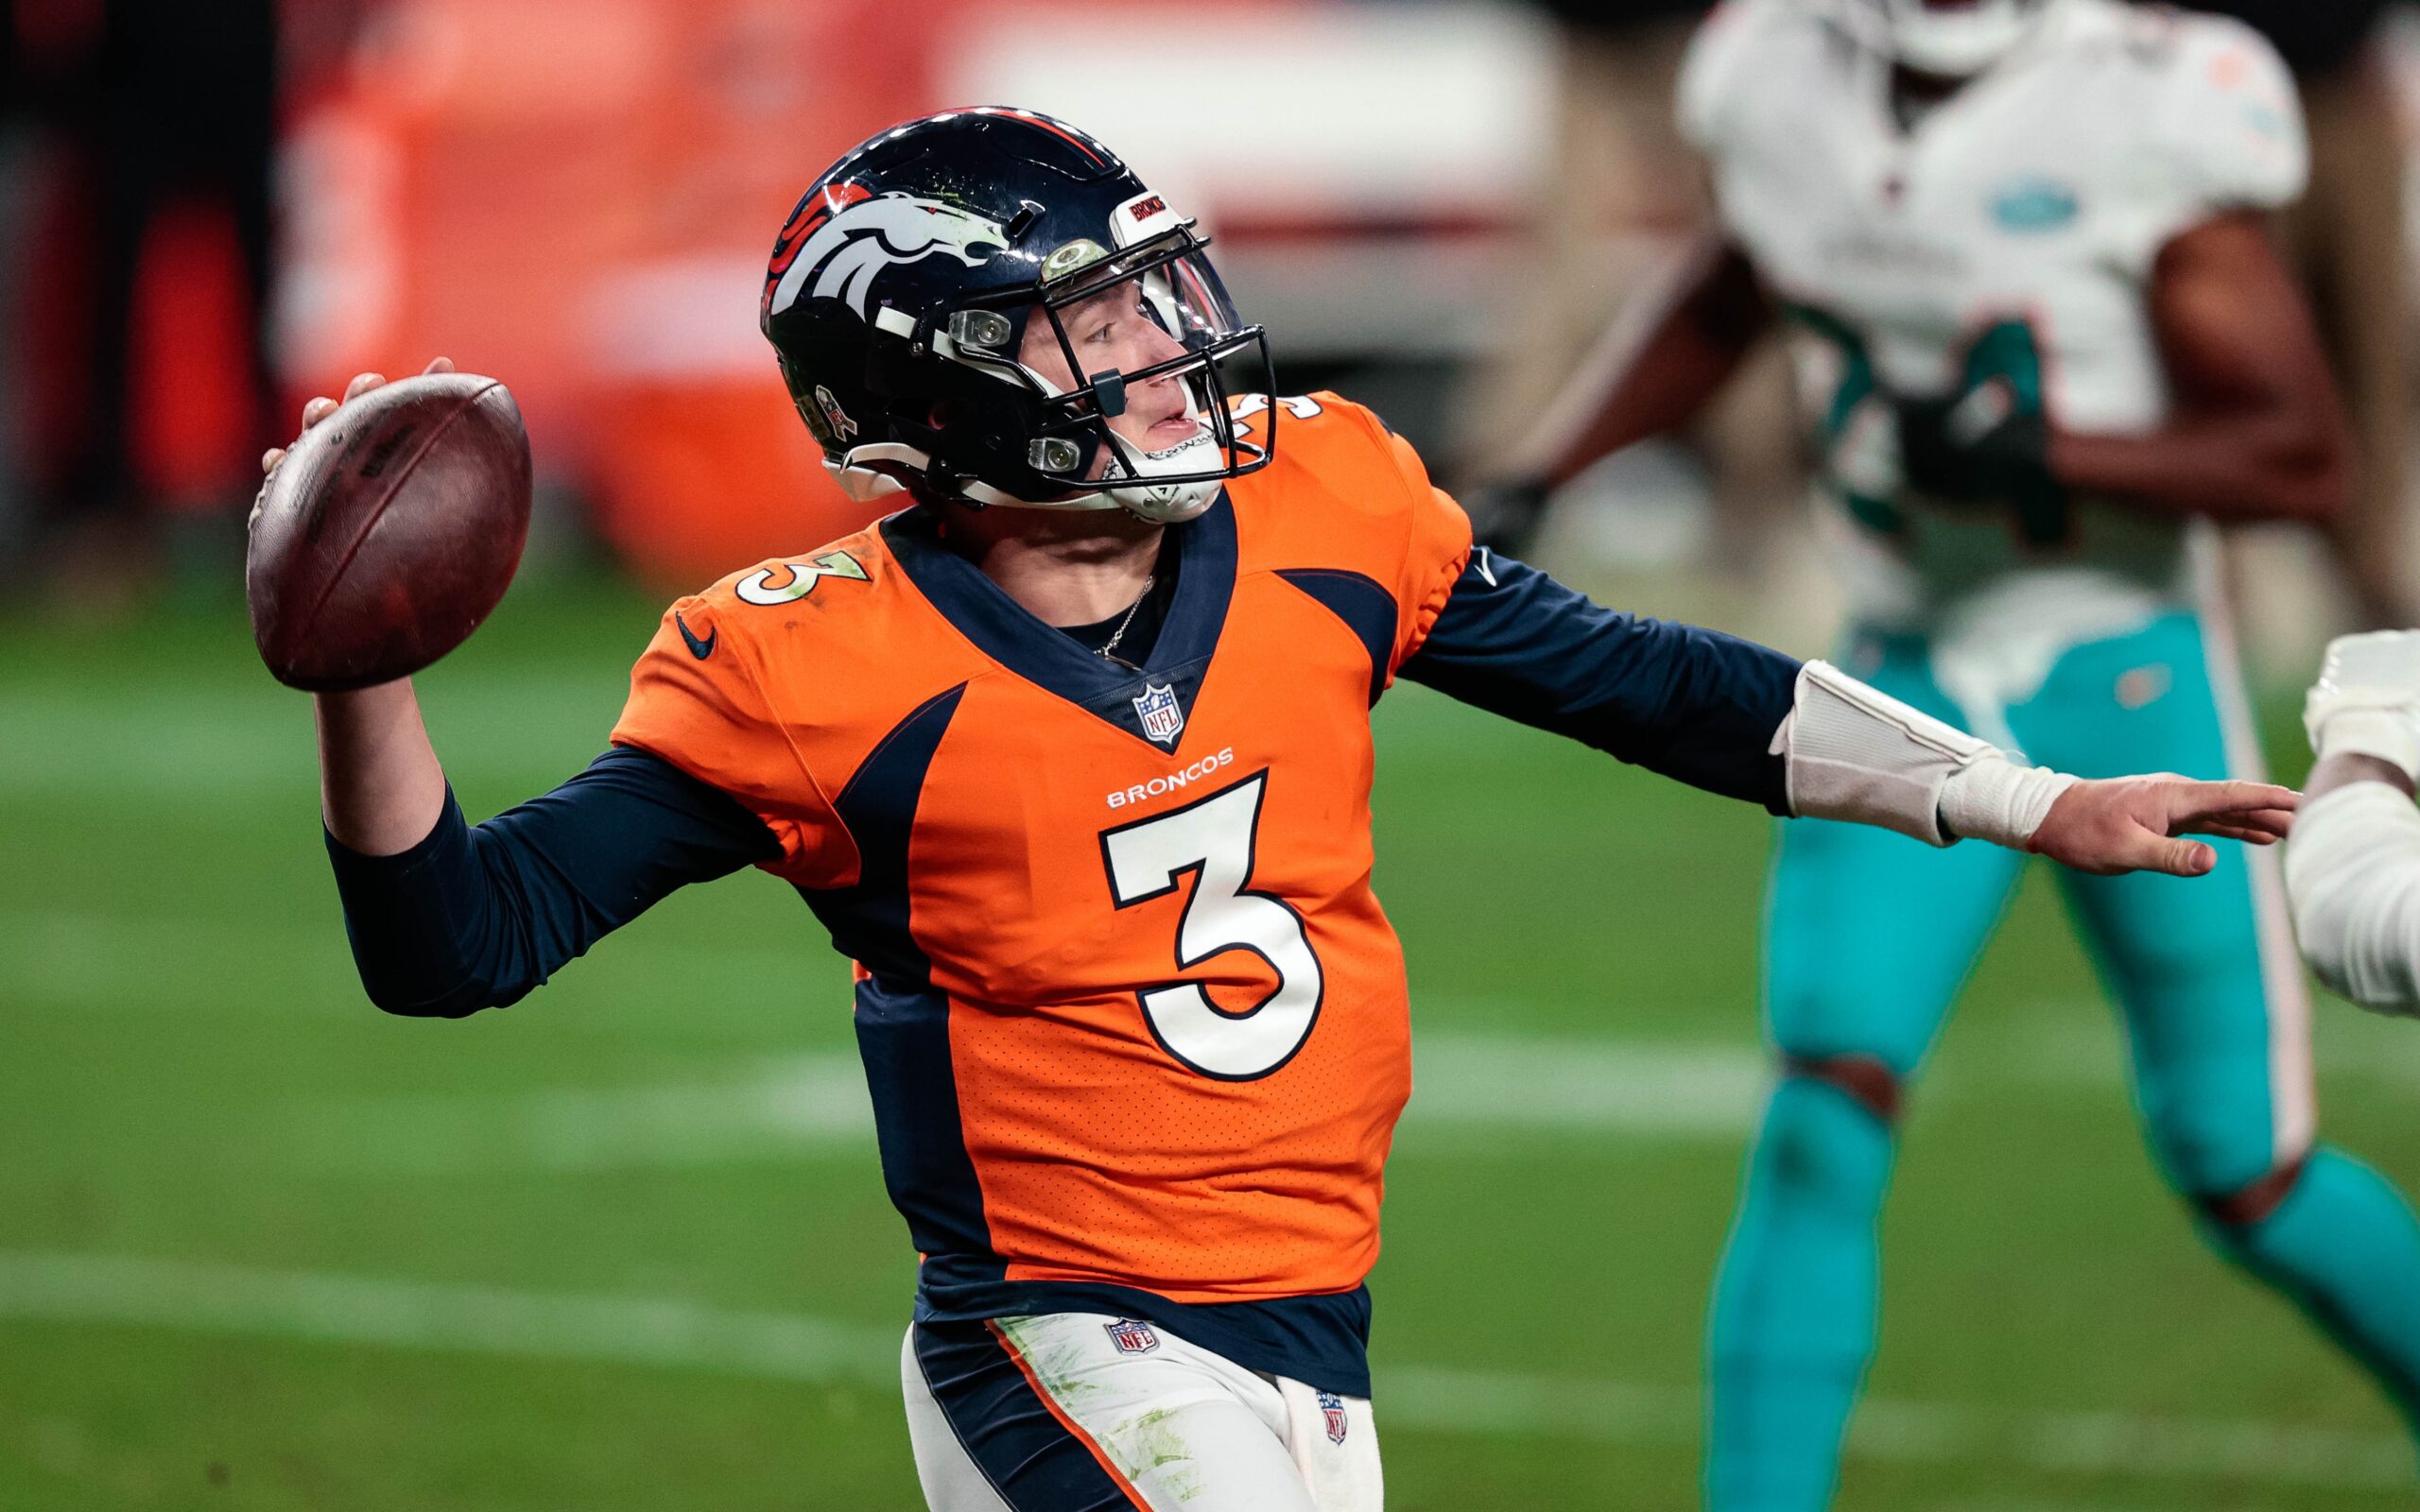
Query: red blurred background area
[
  {"left": 273, "top": 0, "right": 962, "bottom": 580},
  {"left": 10, "top": 0, "right": 1555, "bottom": 584}
]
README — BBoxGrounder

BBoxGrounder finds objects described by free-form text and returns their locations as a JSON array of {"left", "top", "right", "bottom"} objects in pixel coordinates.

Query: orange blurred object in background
[
  {"left": 275, "top": 0, "right": 976, "bottom": 582},
  {"left": 257, "top": 0, "right": 1542, "bottom": 583}
]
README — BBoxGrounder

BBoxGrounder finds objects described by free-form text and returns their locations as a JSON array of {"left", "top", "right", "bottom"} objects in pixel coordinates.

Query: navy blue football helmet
[{"left": 760, "top": 107, "right": 1276, "bottom": 524}]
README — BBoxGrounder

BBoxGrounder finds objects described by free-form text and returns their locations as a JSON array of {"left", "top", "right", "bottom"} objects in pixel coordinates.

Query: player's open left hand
[{"left": 2027, "top": 775, "right": 2297, "bottom": 878}]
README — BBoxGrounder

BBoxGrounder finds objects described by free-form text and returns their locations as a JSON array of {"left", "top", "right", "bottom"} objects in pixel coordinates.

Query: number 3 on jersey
[
  {"left": 1099, "top": 770, "right": 1325, "bottom": 1079},
  {"left": 1227, "top": 392, "right": 1322, "bottom": 441}
]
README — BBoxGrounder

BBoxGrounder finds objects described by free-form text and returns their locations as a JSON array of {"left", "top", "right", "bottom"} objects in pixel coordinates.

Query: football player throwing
[{"left": 281, "top": 108, "right": 2293, "bottom": 1510}]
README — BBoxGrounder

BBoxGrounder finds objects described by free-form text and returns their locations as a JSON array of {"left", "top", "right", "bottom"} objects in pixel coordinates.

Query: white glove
[{"left": 2305, "top": 630, "right": 2420, "bottom": 781}]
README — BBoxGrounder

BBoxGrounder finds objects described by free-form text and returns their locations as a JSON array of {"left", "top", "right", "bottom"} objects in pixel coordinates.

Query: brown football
[{"left": 247, "top": 372, "right": 533, "bottom": 692}]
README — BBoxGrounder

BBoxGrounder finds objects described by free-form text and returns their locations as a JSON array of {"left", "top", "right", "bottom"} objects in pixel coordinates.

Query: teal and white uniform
[{"left": 1680, "top": 1, "right": 2420, "bottom": 1505}]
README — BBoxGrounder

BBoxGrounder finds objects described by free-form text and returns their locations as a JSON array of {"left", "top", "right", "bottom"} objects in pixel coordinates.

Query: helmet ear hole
[
  {"left": 946, "top": 309, "right": 1015, "bottom": 351},
  {"left": 1029, "top": 437, "right": 1082, "bottom": 473}
]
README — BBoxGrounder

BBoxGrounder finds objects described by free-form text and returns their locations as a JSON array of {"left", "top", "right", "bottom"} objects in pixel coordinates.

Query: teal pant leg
[
  {"left": 2023, "top": 616, "right": 2289, "bottom": 1195},
  {"left": 2024, "top": 613, "right": 2420, "bottom": 1434},
  {"left": 1707, "top": 633, "right": 2026, "bottom": 1512}
]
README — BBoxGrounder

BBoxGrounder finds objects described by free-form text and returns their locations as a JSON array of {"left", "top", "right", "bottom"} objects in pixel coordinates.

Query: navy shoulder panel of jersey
[{"left": 1401, "top": 548, "right": 1799, "bottom": 812}]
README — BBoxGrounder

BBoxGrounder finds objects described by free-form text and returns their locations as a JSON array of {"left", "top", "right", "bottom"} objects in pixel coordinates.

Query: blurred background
[{"left": 9, "top": 1, "right": 2420, "bottom": 1507}]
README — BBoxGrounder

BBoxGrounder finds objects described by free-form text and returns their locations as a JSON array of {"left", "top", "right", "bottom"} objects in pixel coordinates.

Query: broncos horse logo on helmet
[
  {"left": 758, "top": 107, "right": 1276, "bottom": 525},
  {"left": 762, "top": 182, "right": 868, "bottom": 322},
  {"left": 765, "top": 191, "right": 1013, "bottom": 323}
]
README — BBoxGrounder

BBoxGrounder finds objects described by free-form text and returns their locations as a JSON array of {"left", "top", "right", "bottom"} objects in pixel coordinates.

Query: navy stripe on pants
[{"left": 911, "top": 1321, "right": 1143, "bottom": 1512}]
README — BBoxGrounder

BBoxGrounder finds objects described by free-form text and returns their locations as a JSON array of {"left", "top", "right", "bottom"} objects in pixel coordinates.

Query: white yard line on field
[
  {"left": 273, "top": 1055, "right": 880, "bottom": 1174},
  {"left": 0, "top": 910, "right": 817, "bottom": 1016},
  {"left": 0, "top": 1250, "right": 2405, "bottom": 1491},
  {"left": 0, "top": 676, "right": 619, "bottom": 800},
  {"left": 246, "top": 1017, "right": 2420, "bottom": 1175},
  {"left": 13, "top": 905, "right": 2415, "bottom": 1094},
  {"left": 13, "top": 903, "right": 2418, "bottom": 1171},
  {"left": 266, "top": 1034, "right": 1772, "bottom": 1176},
  {"left": 1381, "top": 1367, "right": 2412, "bottom": 1490},
  {"left": 0, "top": 1249, "right": 901, "bottom": 1388},
  {"left": 1408, "top": 1034, "right": 1768, "bottom": 1136}
]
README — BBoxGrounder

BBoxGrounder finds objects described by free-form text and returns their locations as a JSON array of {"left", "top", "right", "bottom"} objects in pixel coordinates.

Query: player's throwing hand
[
  {"left": 2029, "top": 776, "right": 2298, "bottom": 877},
  {"left": 258, "top": 355, "right": 457, "bottom": 481}
]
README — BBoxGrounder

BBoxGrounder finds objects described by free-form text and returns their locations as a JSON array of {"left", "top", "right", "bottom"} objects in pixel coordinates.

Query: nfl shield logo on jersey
[
  {"left": 1104, "top": 1318, "right": 1160, "bottom": 1355},
  {"left": 1317, "top": 1390, "right": 1348, "bottom": 1444},
  {"left": 1132, "top": 683, "right": 1184, "bottom": 746}
]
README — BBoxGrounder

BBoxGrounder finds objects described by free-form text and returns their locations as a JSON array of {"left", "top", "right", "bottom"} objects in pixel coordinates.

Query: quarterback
[
  {"left": 276, "top": 110, "right": 2291, "bottom": 1510},
  {"left": 1510, "top": 0, "right": 2420, "bottom": 1504}
]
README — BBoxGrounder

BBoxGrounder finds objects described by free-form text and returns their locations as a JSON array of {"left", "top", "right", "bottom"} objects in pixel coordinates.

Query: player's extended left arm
[
  {"left": 2288, "top": 631, "right": 2420, "bottom": 1015},
  {"left": 324, "top": 747, "right": 780, "bottom": 1016},
  {"left": 1917, "top": 212, "right": 2349, "bottom": 523},
  {"left": 1398, "top": 552, "right": 2295, "bottom": 875}
]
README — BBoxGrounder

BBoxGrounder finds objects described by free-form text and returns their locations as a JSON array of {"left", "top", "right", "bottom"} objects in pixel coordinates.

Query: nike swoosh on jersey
[{"left": 676, "top": 612, "right": 717, "bottom": 661}]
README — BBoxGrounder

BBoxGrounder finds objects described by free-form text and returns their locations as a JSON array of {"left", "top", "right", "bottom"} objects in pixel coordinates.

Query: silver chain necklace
[{"left": 1096, "top": 575, "right": 1155, "bottom": 662}]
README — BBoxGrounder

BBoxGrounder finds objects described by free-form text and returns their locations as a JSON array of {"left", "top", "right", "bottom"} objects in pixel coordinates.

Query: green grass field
[{"left": 5, "top": 573, "right": 2418, "bottom": 1510}]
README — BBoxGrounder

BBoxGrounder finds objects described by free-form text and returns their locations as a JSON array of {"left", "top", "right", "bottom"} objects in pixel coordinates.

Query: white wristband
[{"left": 1938, "top": 752, "right": 2081, "bottom": 849}]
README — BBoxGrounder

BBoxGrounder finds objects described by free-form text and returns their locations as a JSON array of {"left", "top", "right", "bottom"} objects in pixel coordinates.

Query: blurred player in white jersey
[
  {"left": 1503, "top": 0, "right": 2420, "bottom": 1504},
  {"left": 2290, "top": 631, "right": 2420, "bottom": 1012}
]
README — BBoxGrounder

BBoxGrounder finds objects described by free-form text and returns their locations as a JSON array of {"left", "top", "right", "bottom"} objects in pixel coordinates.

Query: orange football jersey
[{"left": 611, "top": 393, "right": 1468, "bottom": 1390}]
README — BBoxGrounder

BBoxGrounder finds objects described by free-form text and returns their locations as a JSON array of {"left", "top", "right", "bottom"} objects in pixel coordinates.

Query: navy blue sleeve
[
  {"left": 323, "top": 746, "right": 782, "bottom": 1018},
  {"left": 1397, "top": 548, "right": 1801, "bottom": 812}
]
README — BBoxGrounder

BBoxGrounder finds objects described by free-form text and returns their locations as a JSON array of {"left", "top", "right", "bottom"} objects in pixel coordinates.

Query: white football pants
[{"left": 901, "top": 1312, "right": 1382, "bottom": 1512}]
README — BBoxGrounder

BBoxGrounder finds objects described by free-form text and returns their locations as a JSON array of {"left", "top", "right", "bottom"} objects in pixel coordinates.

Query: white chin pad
[
  {"left": 1102, "top": 416, "right": 1222, "bottom": 523},
  {"left": 1776, "top": 660, "right": 2075, "bottom": 847}
]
